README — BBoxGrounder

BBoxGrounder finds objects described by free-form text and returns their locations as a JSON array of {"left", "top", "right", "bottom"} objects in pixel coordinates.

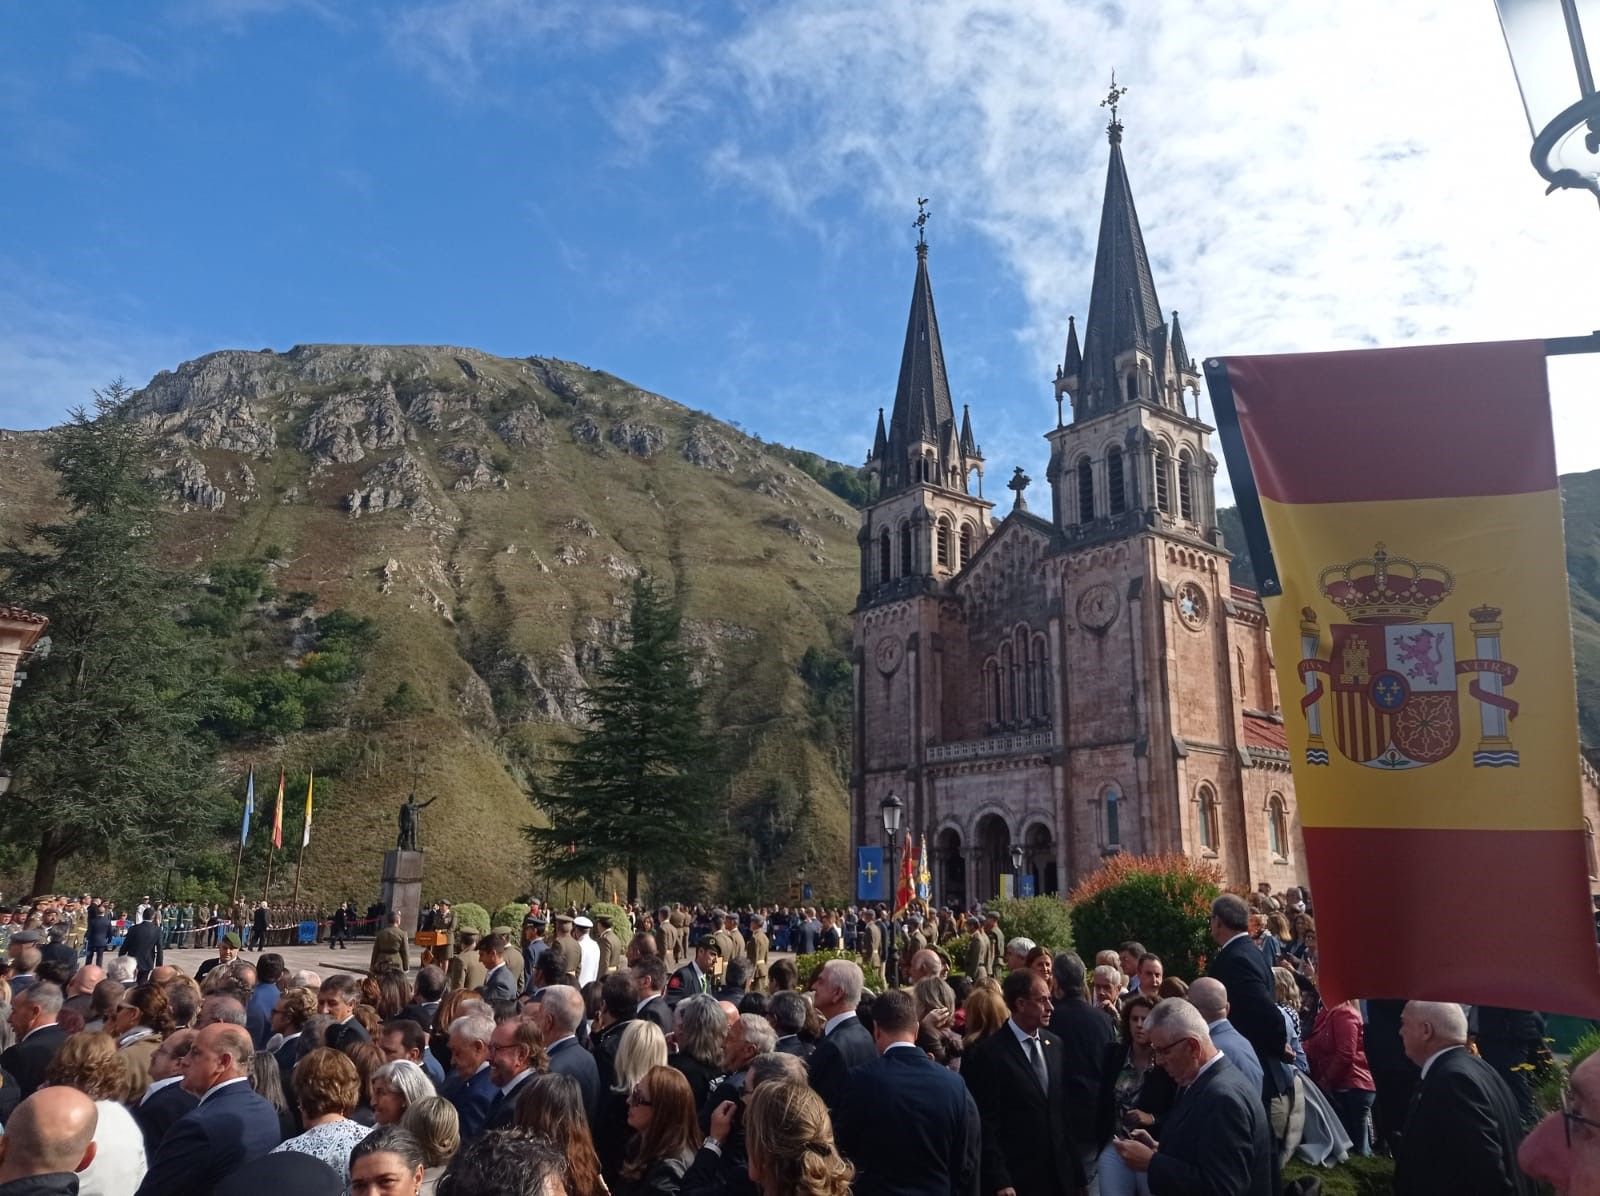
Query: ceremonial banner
[
  {"left": 302, "top": 769, "right": 315, "bottom": 848},
  {"left": 271, "top": 768, "right": 284, "bottom": 849},
  {"left": 240, "top": 769, "right": 254, "bottom": 845},
  {"left": 856, "top": 846, "right": 887, "bottom": 902},
  {"left": 1207, "top": 339, "right": 1600, "bottom": 1014},
  {"left": 894, "top": 832, "right": 916, "bottom": 916},
  {"left": 916, "top": 835, "right": 932, "bottom": 902}
]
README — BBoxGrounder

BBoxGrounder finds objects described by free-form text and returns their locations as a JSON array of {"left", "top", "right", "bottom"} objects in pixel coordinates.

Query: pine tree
[
  {"left": 0, "top": 383, "right": 220, "bottom": 893},
  {"left": 527, "top": 574, "right": 721, "bottom": 903}
]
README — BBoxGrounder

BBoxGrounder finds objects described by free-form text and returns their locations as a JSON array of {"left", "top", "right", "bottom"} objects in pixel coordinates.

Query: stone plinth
[
  {"left": 381, "top": 849, "right": 424, "bottom": 937},
  {"left": 0, "top": 605, "right": 48, "bottom": 760}
]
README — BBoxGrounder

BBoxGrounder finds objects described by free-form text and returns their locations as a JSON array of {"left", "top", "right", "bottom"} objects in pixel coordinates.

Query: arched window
[
  {"left": 936, "top": 517, "right": 952, "bottom": 568},
  {"left": 1588, "top": 819, "right": 1597, "bottom": 881},
  {"left": 1268, "top": 794, "right": 1288, "bottom": 858},
  {"left": 999, "top": 643, "right": 1014, "bottom": 724},
  {"left": 1104, "top": 785, "right": 1122, "bottom": 849},
  {"left": 1107, "top": 447, "right": 1126, "bottom": 515},
  {"left": 878, "top": 529, "right": 892, "bottom": 582},
  {"left": 1178, "top": 449, "right": 1195, "bottom": 520},
  {"left": 959, "top": 524, "right": 974, "bottom": 567},
  {"left": 1033, "top": 634, "right": 1051, "bottom": 720},
  {"left": 1198, "top": 784, "right": 1219, "bottom": 851},
  {"left": 1126, "top": 374, "right": 1138, "bottom": 403},
  {"left": 983, "top": 659, "right": 1000, "bottom": 725},
  {"left": 899, "top": 522, "right": 914, "bottom": 576},
  {"left": 1155, "top": 447, "right": 1172, "bottom": 514},
  {"left": 1077, "top": 457, "right": 1095, "bottom": 524}
]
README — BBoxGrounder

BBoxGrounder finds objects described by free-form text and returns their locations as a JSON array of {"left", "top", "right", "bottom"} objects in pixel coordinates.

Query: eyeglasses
[
  {"left": 627, "top": 1088, "right": 652, "bottom": 1108},
  {"left": 1563, "top": 1087, "right": 1600, "bottom": 1148},
  {"left": 1150, "top": 1037, "right": 1194, "bottom": 1059}
]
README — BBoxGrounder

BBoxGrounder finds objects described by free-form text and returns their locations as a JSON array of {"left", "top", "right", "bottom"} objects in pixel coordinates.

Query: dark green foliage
[
  {"left": 1068, "top": 856, "right": 1222, "bottom": 981},
  {"left": 769, "top": 447, "right": 873, "bottom": 508},
  {"left": 992, "top": 896, "right": 1075, "bottom": 953},
  {"left": 526, "top": 575, "right": 722, "bottom": 902},
  {"left": 1282, "top": 1157, "right": 1395, "bottom": 1196},
  {"left": 793, "top": 948, "right": 884, "bottom": 993},
  {"left": 383, "top": 682, "right": 430, "bottom": 718},
  {"left": 730, "top": 776, "right": 806, "bottom": 903},
  {"left": 492, "top": 902, "right": 531, "bottom": 931},
  {"left": 187, "top": 563, "right": 268, "bottom": 637},
  {"left": 208, "top": 608, "right": 377, "bottom": 738},
  {"left": 798, "top": 644, "right": 852, "bottom": 779},
  {"left": 453, "top": 902, "right": 492, "bottom": 936},
  {"left": 0, "top": 383, "right": 223, "bottom": 894}
]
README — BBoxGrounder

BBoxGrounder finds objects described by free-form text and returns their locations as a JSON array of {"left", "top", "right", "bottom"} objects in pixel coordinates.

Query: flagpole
[
  {"left": 230, "top": 839, "right": 245, "bottom": 907},
  {"left": 292, "top": 770, "right": 313, "bottom": 908},
  {"left": 262, "top": 845, "right": 275, "bottom": 903},
  {"left": 231, "top": 768, "right": 253, "bottom": 907}
]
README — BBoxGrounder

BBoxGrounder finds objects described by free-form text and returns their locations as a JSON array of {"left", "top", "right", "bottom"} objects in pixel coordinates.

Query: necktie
[
  {"left": 1025, "top": 1036, "right": 1048, "bottom": 1093},
  {"left": 699, "top": 970, "right": 708, "bottom": 993}
]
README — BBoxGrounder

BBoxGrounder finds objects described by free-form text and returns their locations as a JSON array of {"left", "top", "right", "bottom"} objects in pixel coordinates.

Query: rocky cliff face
[{"left": 1, "top": 345, "right": 860, "bottom": 905}]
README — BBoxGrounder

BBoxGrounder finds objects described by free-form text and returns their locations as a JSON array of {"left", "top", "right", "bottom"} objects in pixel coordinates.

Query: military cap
[{"left": 697, "top": 935, "right": 723, "bottom": 955}]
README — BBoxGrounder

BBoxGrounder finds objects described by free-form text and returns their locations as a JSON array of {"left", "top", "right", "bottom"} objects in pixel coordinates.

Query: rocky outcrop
[
  {"left": 165, "top": 458, "right": 226, "bottom": 510},
  {"left": 496, "top": 402, "right": 547, "bottom": 447},
  {"left": 363, "top": 386, "right": 411, "bottom": 450},
  {"left": 346, "top": 453, "right": 440, "bottom": 522},
  {"left": 562, "top": 517, "right": 598, "bottom": 538},
  {"left": 439, "top": 442, "right": 503, "bottom": 492},
  {"left": 682, "top": 425, "right": 740, "bottom": 471},
  {"left": 571, "top": 416, "right": 602, "bottom": 446},
  {"left": 609, "top": 422, "right": 667, "bottom": 458},
  {"left": 300, "top": 396, "right": 368, "bottom": 465}
]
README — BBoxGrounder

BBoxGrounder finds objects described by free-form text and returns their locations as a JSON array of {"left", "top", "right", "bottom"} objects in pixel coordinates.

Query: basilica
[{"left": 849, "top": 111, "right": 1303, "bottom": 904}]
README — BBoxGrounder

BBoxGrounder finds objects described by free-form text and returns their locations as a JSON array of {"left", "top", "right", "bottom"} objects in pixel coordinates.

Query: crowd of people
[{"left": 0, "top": 883, "right": 1587, "bottom": 1195}]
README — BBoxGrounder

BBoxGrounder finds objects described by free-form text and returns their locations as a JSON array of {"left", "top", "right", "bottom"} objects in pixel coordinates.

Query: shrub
[
  {"left": 453, "top": 902, "right": 492, "bottom": 936},
  {"left": 992, "top": 897, "right": 1074, "bottom": 954},
  {"left": 944, "top": 932, "right": 977, "bottom": 978},
  {"left": 1068, "top": 853, "right": 1224, "bottom": 981},
  {"left": 1283, "top": 1156, "right": 1395, "bottom": 1196},
  {"left": 589, "top": 901, "right": 630, "bottom": 932},
  {"left": 492, "top": 902, "right": 530, "bottom": 932},
  {"left": 793, "top": 948, "right": 885, "bottom": 994}
]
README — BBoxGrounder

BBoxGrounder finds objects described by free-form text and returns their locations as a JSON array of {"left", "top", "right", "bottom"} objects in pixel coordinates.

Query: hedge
[
  {"left": 453, "top": 902, "right": 492, "bottom": 937},
  {"left": 492, "top": 903, "right": 531, "bottom": 933},
  {"left": 1068, "top": 853, "right": 1223, "bottom": 980},
  {"left": 794, "top": 949, "right": 885, "bottom": 993},
  {"left": 991, "top": 896, "right": 1074, "bottom": 953}
]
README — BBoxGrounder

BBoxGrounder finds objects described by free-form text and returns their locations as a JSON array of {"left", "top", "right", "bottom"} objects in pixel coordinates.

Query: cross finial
[
  {"left": 1101, "top": 71, "right": 1128, "bottom": 144},
  {"left": 1007, "top": 465, "right": 1031, "bottom": 511},
  {"left": 914, "top": 196, "right": 931, "bottom": 251}
]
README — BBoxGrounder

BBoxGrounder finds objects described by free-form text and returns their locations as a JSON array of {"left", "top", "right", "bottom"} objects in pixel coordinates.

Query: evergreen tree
[
  {"left": 0, "top": 383, "right": 220, "bottom": 894},
  {"left": 527, "top": 574, "right": 720, "bottom": 902}
]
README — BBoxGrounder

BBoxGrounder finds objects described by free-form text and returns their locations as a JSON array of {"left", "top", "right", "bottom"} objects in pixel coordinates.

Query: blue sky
[{"left": 5, "top": 0, "right": 1600, "bottom": 497}]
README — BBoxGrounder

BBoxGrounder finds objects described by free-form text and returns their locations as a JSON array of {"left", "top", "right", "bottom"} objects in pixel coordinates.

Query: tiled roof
[
  {"left": 0, "top": 605, "right": 47, "bottom": 625},
  {"left": 1242, "top": 712, "right": 1288, "bottom": 752}
]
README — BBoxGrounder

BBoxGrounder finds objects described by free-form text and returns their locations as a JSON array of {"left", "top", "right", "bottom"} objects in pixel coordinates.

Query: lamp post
[
  {"left": 880, "top": 791, "right": 903, "bottom": 987},
  {"left": 1496, "top": 0, "right": 1600, "bottom": 200},
  {"left": 1010, "top": 843, "right": 1024, "bottom": 899},
  {"left": 0, "top": 769, "right": 10, "bottom": 798}
]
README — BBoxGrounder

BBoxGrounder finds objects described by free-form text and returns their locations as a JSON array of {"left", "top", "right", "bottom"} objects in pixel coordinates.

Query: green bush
[
  {"left": 492, "top": 902, "right": 530, "bottom": 932},
  {"left": 453, "top": 902, "right": 492, "bottom": 936},
  {"left": 794, "top": 948, "right": 885, "bottom": 993},
  {"left": 1068, "top": 854, "right": 1223, "bottom": 981},
  {"left": 590, "top": 901, "right": 630, "bottom": 932},
  {"left": 993, "top": 897, "right": 1074, "bottom": 953},
  {"left": 1283, "top": 1156, "right": 1395, "bottom": 1196},
  {"left": 944, "top": 932, "right": 977, "bottom": 978}
]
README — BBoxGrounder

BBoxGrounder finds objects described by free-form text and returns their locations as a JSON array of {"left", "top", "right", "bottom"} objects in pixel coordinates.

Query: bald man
[
  {"left": 0, "top": 1086, "right": 99, "bottom": 1189},
  {"left": 134, "top": 1022, "right": 282, "bottom": 1196}
]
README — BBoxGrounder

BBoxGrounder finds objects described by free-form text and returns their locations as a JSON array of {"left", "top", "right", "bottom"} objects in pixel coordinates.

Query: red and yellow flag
[
  {"left": 894, "top": 831, "right": 916, "bottom": 917},
  {"left": 1209, "top": 339, "right": 1600, "bottom": 1014},
  {"left": 272, "top": 768, "right": 284, "bottom": 850}
]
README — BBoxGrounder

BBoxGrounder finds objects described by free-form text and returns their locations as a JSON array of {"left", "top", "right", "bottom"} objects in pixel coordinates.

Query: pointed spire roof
[
  {"left": 872, "top": 407, "right": 888, "bottom": 460},
  {"left": 1062, "top": 315, "right": 1082, "bottom": 376},
  {"left": 959, "top": 404, "right": 981, "bottom": 458},
  {"left": 1169, "top": 309, "right": 1191, "bottom": 371},
  {"left": 1076, "top": 120, "right": 1163, "bottom": 417},
  {"left": 888, "top": 242, "right": 955, "bottom": 453}
]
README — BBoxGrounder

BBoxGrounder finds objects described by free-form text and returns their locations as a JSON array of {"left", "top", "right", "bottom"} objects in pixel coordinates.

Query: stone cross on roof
[{"left": 1008, "top": 466, "right": 1031, "bottom": 511}]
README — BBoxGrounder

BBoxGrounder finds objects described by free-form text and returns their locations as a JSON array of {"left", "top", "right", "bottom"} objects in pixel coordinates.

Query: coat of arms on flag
[{"left": 1298, "top": 544, "right": 1520, "bottom": 770}]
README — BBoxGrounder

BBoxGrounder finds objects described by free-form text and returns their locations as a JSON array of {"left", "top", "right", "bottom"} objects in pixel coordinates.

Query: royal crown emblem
[{"left": 1298, "top": 544, "right": 1520, "bottom": 771}]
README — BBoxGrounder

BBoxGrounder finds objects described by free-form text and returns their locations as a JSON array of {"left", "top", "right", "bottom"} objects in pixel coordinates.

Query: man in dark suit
[
  {"left": 806, "top": 960, "right": 876, "bottom": 1115},
  {"left": 631, "top": 958, "right": 674, "bottom": 1033},
  {"left": 484, "top": 1018, "right": 544, "bottom": 1132},
  {"left": 477, "top": 935, "right": 517, "bottom": 1002},
  {"left": 134, "top": 1022, "right": 283, "bottom": 1195},
  {"left": 1205, "top": 895, "right": 1289, "bottom": 1099},
  {"left": 133, "top": 1028, "right": 200, "bottom": 1156},
  {"left": 538, "top": 986, "right": 600, "bottom": 1121},
  {"left": 2, "top": 982, "right": 68, "bottom": 1098},
  {"left": 666, "top": 937, "right": 720, "bottom": 1006},
  {"left": 441, "top": 1011, "right": 499, "bottom": 1141},
  {"left": 837, "top": 988, "right": 979, "bottom": 1196},
  {"left": 1394, "top": 1000, "right": 1533, "bottom": 1196},
  {"left": 961, "top": 968, "right": 1087, "bottom": 1196},
  {"left": 1113, "top": 997, "right": 1272, "bottom": 1196},
  {"left": 1049, "top": 951, "right": 1117, "bottom": 1186},
  {"left": 118, "top": 909, "right": 164, "bottom": 983},
  {"left": 318, "top": 974, "right": 372, "bottom": 1047},
  {"left": 768, "top": 991, "right": 814, "bottom": 1060}
]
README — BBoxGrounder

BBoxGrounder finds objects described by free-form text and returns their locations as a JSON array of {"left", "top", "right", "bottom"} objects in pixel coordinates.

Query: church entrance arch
[
  {"left": 976, "top": 813, "right": 1011, "bottom": 903},
  {"left": 936, "top": 827, "right": 965, "bottom": 908},
  {"left": 1024, "top": 823, "right": 1057, "bottom": 896}
]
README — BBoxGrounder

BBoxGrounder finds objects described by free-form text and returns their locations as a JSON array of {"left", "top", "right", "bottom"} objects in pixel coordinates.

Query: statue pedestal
[{"left": 381, "top": 850, "right": 424, "bottom": 940}]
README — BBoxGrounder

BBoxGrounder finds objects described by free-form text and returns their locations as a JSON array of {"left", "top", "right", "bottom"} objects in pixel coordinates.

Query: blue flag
[
  {"left": 240, "top": 769, "right": 254, "bottom": 845},
  {"left": 856, "top": 846, "right": 886, "bottom": 902}
]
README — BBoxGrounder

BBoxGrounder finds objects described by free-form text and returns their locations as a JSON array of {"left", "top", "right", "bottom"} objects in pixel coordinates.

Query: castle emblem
[{"left": 1297, "top": 544, "right": 1520, "bottom": 770}]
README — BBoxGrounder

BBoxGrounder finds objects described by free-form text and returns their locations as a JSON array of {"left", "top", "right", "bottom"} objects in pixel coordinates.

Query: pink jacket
[{"left": 1306, "top": 1003, "right": 1375, "bottom": 1093}]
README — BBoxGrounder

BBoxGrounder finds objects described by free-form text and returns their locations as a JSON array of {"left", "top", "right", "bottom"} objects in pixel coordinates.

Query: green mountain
[
  {"left": 0, "top": 346, "right": 862, "bottom": 907},
  {"left": 1220, "top": 470, "right": 1600, "bottom": 746}
]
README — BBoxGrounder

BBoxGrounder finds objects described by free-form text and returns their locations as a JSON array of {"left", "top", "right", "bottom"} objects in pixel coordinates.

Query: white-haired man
[
  {"left": 538, "top": 985, "right": 599, "bottom": 1121},
  {"left": 1114, "top": 997, "right": 1272, "bottom": 1195},
  {"left": 443, "top": 1012, "right": 498, "bottom": 1142},
  {"left": 1394, "top": 1000, "right": 1531, "bottom": 1196},
  {"left": 807, "top": 959, "right": 875, "bottom": 1114}
]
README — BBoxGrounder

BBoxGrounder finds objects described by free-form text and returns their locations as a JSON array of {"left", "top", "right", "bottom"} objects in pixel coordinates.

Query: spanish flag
[
  {"left": 272, "top": 768, "right": 284, "bottom": 850},
  {"left": 1208, "top": 339, "right": 1600, "bottom": 1014}
]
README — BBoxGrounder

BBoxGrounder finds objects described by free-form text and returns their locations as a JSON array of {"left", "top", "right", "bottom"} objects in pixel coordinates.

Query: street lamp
[
  {"left": 880, "top": 792, "right": 903, "bottom": 987},
  {"left": 0, "top": 769, "right": 10, "bottom": 798},
  {"left": 1496, "top": 0, "right": 1600, "bottom": 200},
  {"left": 1010, "top": 844, "right": 1024, "bottom": 897}
]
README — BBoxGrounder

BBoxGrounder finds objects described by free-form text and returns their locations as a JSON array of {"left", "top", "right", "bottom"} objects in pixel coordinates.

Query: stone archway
[
  {"left": 936, "top": 827, "right": 965, "bottom": 908},
  {"left": 976, "top": 813, "right": 1011, "bottom": 904},
  {"left": 1025, "top": 822, "right": 1057, "bottom": 896}
]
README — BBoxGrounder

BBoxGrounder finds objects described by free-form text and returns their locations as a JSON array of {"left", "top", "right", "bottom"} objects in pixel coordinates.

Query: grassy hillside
[
  {"left": 1221, "top": 469, "right": 1600, "bottom": 746},
  {"left": 0, "top": 347, "right": 860, "bottom": 907}
]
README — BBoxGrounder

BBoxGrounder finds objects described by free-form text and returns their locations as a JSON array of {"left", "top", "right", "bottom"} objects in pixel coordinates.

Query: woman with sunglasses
[{"left": 619, "top": 1065, "right": 699, "bottom": 1196}]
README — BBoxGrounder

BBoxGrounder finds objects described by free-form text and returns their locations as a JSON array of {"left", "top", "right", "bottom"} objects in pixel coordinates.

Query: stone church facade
[{"left": 849, "top": 117, "right": 1306, "bottom": 905}]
